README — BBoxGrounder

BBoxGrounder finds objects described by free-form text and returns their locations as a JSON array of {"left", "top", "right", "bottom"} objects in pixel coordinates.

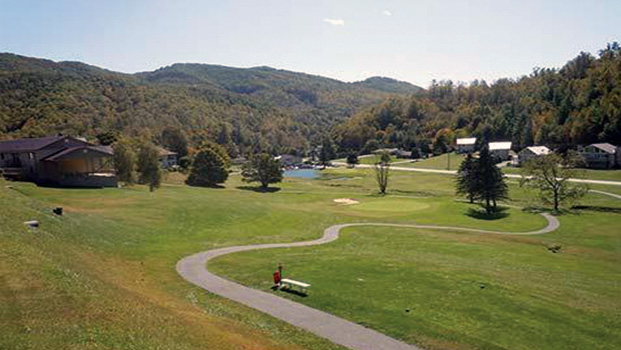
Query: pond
[{"left": 283, "top": 169, "right": 320, "bottom": 179}]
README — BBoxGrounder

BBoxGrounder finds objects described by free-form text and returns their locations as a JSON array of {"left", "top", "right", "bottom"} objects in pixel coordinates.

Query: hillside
[
  {"left": 334, "top": 43, "right": 621, "bottom": 154},
  {"left": 0, "top": 53, "right": 421, "bottom": 154}
]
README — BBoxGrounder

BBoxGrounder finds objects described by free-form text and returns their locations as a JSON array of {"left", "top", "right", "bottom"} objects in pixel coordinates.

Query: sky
[{"left": 0, "top": 0, "right": 619, "bottom": 87}]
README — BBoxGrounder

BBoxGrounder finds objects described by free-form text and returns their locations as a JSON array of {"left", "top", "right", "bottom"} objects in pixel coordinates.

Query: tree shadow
[
  {"left": 571, "top": 205, "right": 621, "bottom": 214},
  {"left": 185, "top": 183, "right": 226, "bottom": 189},
  {"left": 465, "top": 206, "right": 509, "bottom": 220},
  {"left": 236, "top": 186, "right": 281, "bottom": 193}
]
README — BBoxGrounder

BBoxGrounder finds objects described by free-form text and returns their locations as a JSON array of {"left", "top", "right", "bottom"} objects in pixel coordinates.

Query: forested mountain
[
  {"left": 0, "top": 53, "right": 421, "bottom": 155},
  {"left": 334, "top": 43, "right": 621, "bottom": 155}
]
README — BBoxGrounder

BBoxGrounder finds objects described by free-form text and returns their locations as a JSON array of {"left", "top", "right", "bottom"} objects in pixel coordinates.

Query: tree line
[{"left": 334, "top": 43, "right": 621, "bottom": 157}]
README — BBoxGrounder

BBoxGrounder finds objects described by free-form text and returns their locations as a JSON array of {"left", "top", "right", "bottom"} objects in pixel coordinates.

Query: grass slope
[{"left": 1, "top": 167, "right": 620, "bottom": 350}]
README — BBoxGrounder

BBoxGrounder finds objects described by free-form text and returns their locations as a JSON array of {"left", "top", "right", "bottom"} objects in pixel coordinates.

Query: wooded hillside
[
  {"left": 334, "top": 43, "right": 621, "bottom": 155},
  {"left": 0, "top": 53, "right": 421, "bottom": 155}
]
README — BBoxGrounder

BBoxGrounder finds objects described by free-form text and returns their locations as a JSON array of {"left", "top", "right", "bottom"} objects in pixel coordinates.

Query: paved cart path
[{"left": 177, "top": 213, "right": 559, "bottom": 350}]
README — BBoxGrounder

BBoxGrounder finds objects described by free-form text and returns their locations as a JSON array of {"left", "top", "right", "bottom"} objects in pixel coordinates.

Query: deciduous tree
[
  {"left": 113, "top": 139, "right": 136, "bottom": 185},
  {"left": 241, "top": 153, "right": 283, "bottom": 189},
  {"left": 520, "top": 151, "right": 588, "bottom": 211},
  {"left": 137, "top": 142, "right": 162, "bottom": 192}
]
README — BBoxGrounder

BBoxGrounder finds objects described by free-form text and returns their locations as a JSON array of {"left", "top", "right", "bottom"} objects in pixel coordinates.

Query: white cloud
[
  {"left": 323, "top": 18, "right": 345, "bottom": 26},
  {"left": 382, "top": 10, "right": 392, "bottom": 16}
]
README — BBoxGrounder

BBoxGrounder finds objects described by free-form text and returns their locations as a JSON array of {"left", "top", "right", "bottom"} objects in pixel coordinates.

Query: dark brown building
[{"left": 0, "top": 136, "right": 117, "bottom": 187}]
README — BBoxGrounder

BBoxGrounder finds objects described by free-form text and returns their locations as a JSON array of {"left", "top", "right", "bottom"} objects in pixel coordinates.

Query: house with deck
[
  {"left": 0, "top": 136, "right": 116, "bottom": 187},
  {"left": 456, "top": 138, "right": 477, "bottom": 154},
  {"left": 581, "top": 143, "right": 620, "bottom": 169},
  {"left": 518, "top": 146, "right": 551, "bottom": 166}
]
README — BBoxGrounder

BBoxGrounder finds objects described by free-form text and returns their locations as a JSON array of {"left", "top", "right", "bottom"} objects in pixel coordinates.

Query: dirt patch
[{"left": 333, "top": 198, "right": 359, "bottom": 205}]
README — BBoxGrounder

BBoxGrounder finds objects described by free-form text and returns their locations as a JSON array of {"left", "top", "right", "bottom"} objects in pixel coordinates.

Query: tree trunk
[
  {"left": 554, "top": 190, "right": 559, "bottom": 211},
  {"left": 485, "top": 197, "right": 491, "bottom": 214}
]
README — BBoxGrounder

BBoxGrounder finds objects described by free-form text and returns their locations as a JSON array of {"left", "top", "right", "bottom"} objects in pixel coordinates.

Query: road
[{"left": 333, "top": 162, "right": 621, "bottom": 187}]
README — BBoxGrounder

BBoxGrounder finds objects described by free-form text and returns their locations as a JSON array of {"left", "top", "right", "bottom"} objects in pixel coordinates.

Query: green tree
[
  {"left": 373, "top": 151, "right": 391, "bottom": 195},
  {"left": 186, "top": 147, "right": 229, "bottom": 187},
  {"left": 161, "top": 127, "right": 188, "bottom": 158},
  {"left": 113, "top": 139, "right": 136, "bottom": 185},
  {"left": 137, "top": 142, "right": 162, "bottom": 192},
  {"left": 346, "top": 153, "right": 359, "bottom": 168},
  {"left": 241, "top": 153, "right": 283, "bottom": 189},
  {"left": 520, "top": 151, "right": 588, "bottom": 211},
  {"left": 96, "top": 131, "right": 118, "bottom": 146},
  {"left": 476, "top": 147, "right": 508, "bottom": 214},
  {"left": 319, "top": 137, "right": 336, "bottom": 168},
  {"left": 432, "top": 134, "right": 449, "bottom": 155},
  {"left": 455, "top": 154, "right": 477, "bottom": 203}
]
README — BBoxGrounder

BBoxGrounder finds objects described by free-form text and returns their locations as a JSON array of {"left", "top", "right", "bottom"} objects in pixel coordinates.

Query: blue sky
[{"left": 0, "top": 0, "right": 619, "bottom": 87}]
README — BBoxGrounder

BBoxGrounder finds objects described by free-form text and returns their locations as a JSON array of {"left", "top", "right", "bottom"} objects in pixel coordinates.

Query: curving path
[{"left": 177, "top": 213, "right": 559, "bottom": 350}]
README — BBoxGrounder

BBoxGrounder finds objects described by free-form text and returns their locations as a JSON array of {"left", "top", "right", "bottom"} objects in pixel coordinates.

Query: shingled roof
[{"left": 0, "top": 136, "right": 65, "bottom": 153}]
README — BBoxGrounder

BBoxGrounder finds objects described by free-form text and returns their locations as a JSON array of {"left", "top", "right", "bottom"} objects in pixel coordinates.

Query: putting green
[{"left": 347, "top": 198, "right": 430, "bottom": 213}]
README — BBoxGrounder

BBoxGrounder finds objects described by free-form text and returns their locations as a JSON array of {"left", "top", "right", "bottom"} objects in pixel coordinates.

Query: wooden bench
[{"left": 280, "top": 278, "right": 311, "bottom": 294}]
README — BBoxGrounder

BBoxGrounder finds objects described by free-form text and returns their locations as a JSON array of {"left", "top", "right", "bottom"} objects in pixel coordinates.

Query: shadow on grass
[
  {"left": 466, "top": 206, "right": 509, "bottom": 220},
  {"left": 236, "top": 186, "right": 281, "bottom": 193},
  {"left": 185, "top": 183, "right": 226, "bottom": 189},
  {"left": 571, "top": 205, "right": 621, "bottom": 214}
]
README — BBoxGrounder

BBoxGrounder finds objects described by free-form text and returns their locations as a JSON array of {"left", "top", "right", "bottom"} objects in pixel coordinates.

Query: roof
[
  {"left": 522, "top": 146, "right": 550, "bottom": 156},
  {"left": 0, "top": 136, "right": 64, "bottom": 153},
  {"left": 156, "top": 146, "right": 177, "bottom": 156},
  {"left": 456, "top": 138, "right": 477, "bottom": 145},
  {"left": 588, "top": 143, "right": 618, "bottom": 154},
  {"left": 42, "top": 146, "right": 113, "bottom": 162},
  {"left": 488, "top": 141, "right": 512, "bottom": 151}
]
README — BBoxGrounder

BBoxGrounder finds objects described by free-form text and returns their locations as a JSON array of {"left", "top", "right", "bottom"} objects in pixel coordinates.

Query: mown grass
[
  {"left": 1, "top": 166, "right": 620, "bottom": 350},
  {"left": 399, "top": 152, "right": 466, "bottom": 171},
  {"left": 502, "top": 166, "right": 621, "bottom": 182}
]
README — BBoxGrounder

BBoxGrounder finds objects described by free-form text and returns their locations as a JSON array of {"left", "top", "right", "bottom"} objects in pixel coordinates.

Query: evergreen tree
[
  {"left": 475, "top": 147, "right": 508, "bottom": 214},
  {"left": 455, "top": 154, "right": 477, "bottom": 203},
  {"left": 186, "top": 146, "right": 229, "bottom": 187},
  {"left": 241, "top": 153, "right": 283, "bottom": 190},
  {"left": 137, "top": 142, "right": 162, "bottom": 192}
]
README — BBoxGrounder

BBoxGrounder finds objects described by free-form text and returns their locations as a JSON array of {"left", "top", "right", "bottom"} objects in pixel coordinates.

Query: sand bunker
[{"left": 333, "top": 198, "right": 359, "bottom": 205}]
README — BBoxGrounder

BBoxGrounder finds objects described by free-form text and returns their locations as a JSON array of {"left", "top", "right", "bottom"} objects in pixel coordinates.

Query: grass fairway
[
  {"left": 1, "top": 166, "right": 620, "bottom": 350},
  {"left": 401, "top": 152, "right": 466, "bottom": 171},
  {"left": 502, "top": 166, "right": 621, "bottom": 182}
]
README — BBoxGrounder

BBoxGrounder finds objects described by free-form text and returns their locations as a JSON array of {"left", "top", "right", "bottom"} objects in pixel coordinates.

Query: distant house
[
  {"left": 373, "top": 148, "right": 399, "bottom": 155},
  {"left": 518, "top": 146, "right": 551, "bottom": 166},
  {"left": 581, "top": 143, "right": 620, "bottom": 169},
  {"left": 395, "top": 149, "right": 412, "bottom": 159},
  {"left": 0, "top": 136, "right": 116, "bottom": 187},
  {"left": 456, "top": 138, "right": 477, "bottom": 154},
  {"left": 157, "top": 147, "right": 178, "bottom": 168},
  {"left": 275, "top": 154, "right": 302, "bottom": 166},
  {"left": 488, "top": 141, "right": 512, "bottom": 161}
]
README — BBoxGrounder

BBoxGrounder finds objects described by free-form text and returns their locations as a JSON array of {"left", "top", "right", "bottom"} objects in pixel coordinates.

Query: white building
[
  {"left": 518, "top": 146, "right": 551, "bottom": 166},
  {"left": 488, "top": 141, "right": 512, "bottom": 161},
  {"left": 456, "top": 138, "right": 477, "bottom": 154}
]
